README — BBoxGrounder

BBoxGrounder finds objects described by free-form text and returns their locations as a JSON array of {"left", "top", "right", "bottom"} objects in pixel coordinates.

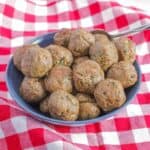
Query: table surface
[{"left": 0, "top": 0, "right": 150, "bottom": 150}]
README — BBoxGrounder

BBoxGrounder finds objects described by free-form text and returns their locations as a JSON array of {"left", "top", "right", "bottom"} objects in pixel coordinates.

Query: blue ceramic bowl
[{"left": 6, "top": 32, "right": 141, "bottom": 126}]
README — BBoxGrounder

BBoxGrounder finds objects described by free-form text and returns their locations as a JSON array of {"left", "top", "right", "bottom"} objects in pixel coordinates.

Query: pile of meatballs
[{"left": 13, "top": 28, "right": 138, "bottom": 121}]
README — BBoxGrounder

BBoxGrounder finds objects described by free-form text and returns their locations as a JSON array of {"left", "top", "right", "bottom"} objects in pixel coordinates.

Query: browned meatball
[
  {"left": 76, "top": 93, "right": 95, "bottom": 103},
  {"left": 44, "top": 66, "right": 72, "bottom": 93},
  {"left": 54, "top": 28, "right": 71, "bottom": 47},
  {"left": 46, "top": 44, "right": 73, "bottom": 66},
  {"left": 76, "top": 93, "right": 100, "bottom": 120},
  {"left": 68, "top": 29, "right": 95, "bottom": 57},
  {"left": 21, "top": 45, "right": 53, "bottom": 77},
  {"left": 20, "top": 77, "right": 47, "bottom": 103},
  {"left": 89, "top": 40, "right": 118, "bottom": 71},
  {"left": 40, "top": 97, "right": 49, "bottom": 114},
  {"left": 107, "top": 61, "right": 138, "bottom": 88},
  {"left": 94, "top": 79, "right": 126, "bottom": 112},
  {"left": 79, "top": 102, "right": 101, "bottom": 120},
  {"left": 114, "top": 37, "right": 136, "bottom": 63},
  {"left": 13, "top": 45, "right": 38, "bottom": 71},
  {"left": 48, "top": 90, "right": 79, "bottom": 121},
  {"left": 73, "top": 60, "right": 104, "bottom": 94},
  {"left": 73, "top": 56, "right": 89, "bottom": 69}
]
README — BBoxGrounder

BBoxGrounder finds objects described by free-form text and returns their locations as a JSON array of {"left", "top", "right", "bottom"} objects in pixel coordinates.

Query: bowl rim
[{"left": 6, "top": 32, "right": 142, "bottom": 126}]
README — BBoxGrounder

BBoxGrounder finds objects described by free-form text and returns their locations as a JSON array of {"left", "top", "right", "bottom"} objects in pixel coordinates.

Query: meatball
[
  {"left": 89, "top": 41, "right": 118, "bottom": 71},
  {"left": 40, "top": 97, "right": 49, "bottom": 114},
  {"left": 79, "top": 102, "right": 101, "bottom": 120},
  {"left": 46, "top": 44, "right": 73, "bottom": 66},
  {"left": 76, "top": 93, "right": 100, "bottom": 120},
  {"left": 20, "top": 77, "right": 47, "bottom": 103},
  {"left": 73, "top": 60, "right": 104, "bottom": 94},
  {"left": 107, "top": 61, "right": 138, "bottom": 88},
  {"left": 13, "top": 45, "right": 39, "bottom": 71},
  {"left": 68, "top": 29, "right": 95, "bottom": 57},
  {"left": 94, "top": 79, "right": 126, "bottom": 112},
  {"left": 73, "top": 56, "right": 89, "bottom": 69},
  {"left": 44, "top": 66, "right": 72, "bottom": 93},
  {"left": 76, "top": 93, "right": 95, "bottom": 103},
  {"left": 21, "top": 45, "right": 53, "bottom": 77},
  {"left": 48, "top": 90, "right": 79, "bottom": 121},
  {"left": 114, "top": 37, "right": 136, "bottom": 63},
  {"left": 54, "top": 28, "right": 71, "bottom": 46}
]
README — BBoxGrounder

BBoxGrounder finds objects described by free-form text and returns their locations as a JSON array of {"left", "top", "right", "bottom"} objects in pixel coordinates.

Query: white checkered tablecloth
[{"left": 0, "top": 0, "right": 150, "bottom": 149}]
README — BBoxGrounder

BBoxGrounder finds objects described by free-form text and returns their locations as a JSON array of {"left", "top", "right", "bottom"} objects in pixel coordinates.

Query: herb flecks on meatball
[
  {"left": 107, "top": 61, "right": 138, "bottom": 88},
  {"left": 20, "top": 77, "right": 47, "bottom": 103},
  {"left": 94, "top": 79, "right": 126, "bottom": 112},
  {"left": 68, "top": 29, "right": 95, "bottom": 57},
  {"left": 73, "top": 60, "right": 104, "bottom": 94},
  {"left": 44, "top": 65, "right": 73, "bottom": 93},
  {"left": 48, "top": 90, "right": 79, "bottom": 121},
  {"left": 114, "top": 37, "right": 136, "bottom": 63},
  {"left": 46, "top": 44, "right": 73, "bottom": 66},
  {"left": 21, "top": 45, "right": 53, "bottom": 77}
]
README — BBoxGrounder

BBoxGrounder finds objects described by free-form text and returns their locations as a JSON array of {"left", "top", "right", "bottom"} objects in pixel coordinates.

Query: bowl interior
[{"left": 6, "top": 32, "right": 141, "bottom": 126}]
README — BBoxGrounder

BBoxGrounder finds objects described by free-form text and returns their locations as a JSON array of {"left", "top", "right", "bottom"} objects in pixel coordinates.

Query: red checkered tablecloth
[{"left": 0, "top": 0, "right": 150, "bottom": 149}]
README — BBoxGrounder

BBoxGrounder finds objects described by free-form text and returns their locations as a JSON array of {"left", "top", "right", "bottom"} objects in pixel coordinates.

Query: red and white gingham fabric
[{"left": 0, "top": 0, "right": 150, "bottom": 149}]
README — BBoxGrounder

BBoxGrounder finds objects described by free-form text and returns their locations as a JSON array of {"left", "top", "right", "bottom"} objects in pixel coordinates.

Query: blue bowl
[{"left": 6, "top": 32, "right": 141, "bottom": 126}]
